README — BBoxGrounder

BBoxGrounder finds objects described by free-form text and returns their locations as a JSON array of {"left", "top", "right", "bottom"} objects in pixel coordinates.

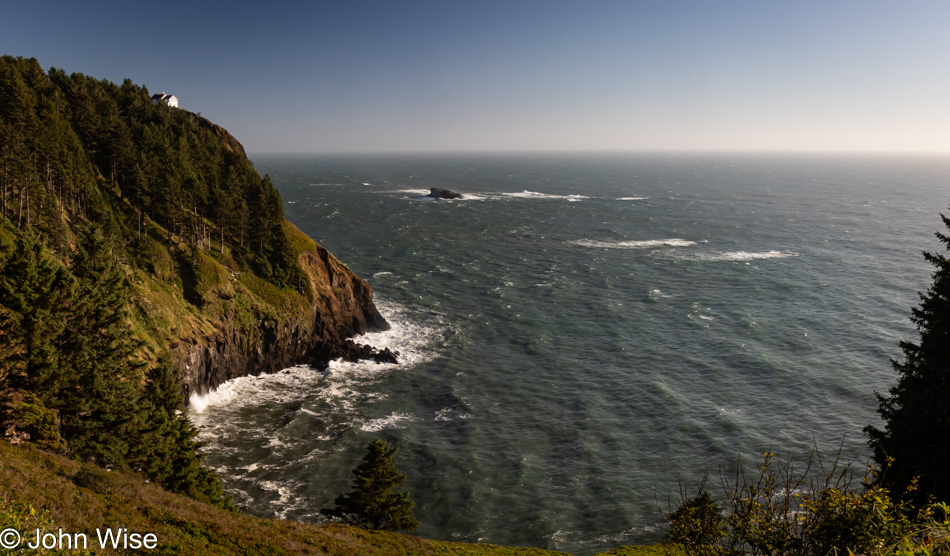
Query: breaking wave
[
  {"left": 501, "top": 190, "right": 588, "bottom": 201},
  {"left": 568, "top": 238, "right": 698, "bottom": 249},
  {"left": 693, "top": 250, "right": 800, "bottom": 261}
]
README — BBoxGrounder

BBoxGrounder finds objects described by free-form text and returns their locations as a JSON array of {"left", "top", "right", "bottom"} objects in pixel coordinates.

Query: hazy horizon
[{"left": 5, "top": 1, "right": 950, "bottom": 155}]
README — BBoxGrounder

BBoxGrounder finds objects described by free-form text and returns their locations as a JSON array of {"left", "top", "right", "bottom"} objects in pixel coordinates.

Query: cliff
[{"left": 171, "top": 227, "right": 390, "bottom": 397}]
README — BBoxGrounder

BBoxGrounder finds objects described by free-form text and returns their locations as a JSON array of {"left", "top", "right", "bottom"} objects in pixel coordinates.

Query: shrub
[{"left": 662, "top": 449, "right": 950, "bottom": 556}]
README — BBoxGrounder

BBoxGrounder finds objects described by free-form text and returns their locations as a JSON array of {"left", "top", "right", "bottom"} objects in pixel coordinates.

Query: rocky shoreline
[{"left": 174, "top": 242, "right": 395, "bottom": 399}]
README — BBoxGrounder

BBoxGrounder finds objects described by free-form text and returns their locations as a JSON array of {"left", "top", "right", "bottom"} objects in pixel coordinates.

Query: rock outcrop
[
  {"left": 427, "top": 187, "right": 464, "bottom": 199},
  {"left": 174, "top": 242, "right": 391, "bottom": 398}
]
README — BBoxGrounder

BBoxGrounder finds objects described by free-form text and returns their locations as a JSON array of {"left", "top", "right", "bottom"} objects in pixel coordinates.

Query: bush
[{"left": 662, "top": 449, "right": 950, "bottom": 556}]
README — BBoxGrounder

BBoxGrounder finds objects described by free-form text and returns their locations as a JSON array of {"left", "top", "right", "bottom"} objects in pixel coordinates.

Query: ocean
[{"left": 189, "top": 153, "right": 950, "bottom": 554}]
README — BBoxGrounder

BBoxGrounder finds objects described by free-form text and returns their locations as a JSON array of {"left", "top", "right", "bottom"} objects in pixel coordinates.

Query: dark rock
[
  {"left": 427, "top": 187, "right": 464, "bottom": 199},
  {"left": 325, "top": 341, "right": 399, "bottom": 364},
  {"left": 175, "top": 243, "right": 392, "bottom": 398}
]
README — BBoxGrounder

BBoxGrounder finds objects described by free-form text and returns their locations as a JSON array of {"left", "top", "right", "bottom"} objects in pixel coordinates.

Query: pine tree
[
  {"left": 57, "top": 226, "right": 144, "bottom": 465},
  {"left": 0, "top": 232, "right": 74, "bottom": 397},
  {"left": 130, "top": 362, "right": 233, "bottom": 509},
  {"left": 866, "top": 206, "right": 950, "bottom": 506},
  {"left": 321, "top": 437, "right": 419, "bottom": 532}
]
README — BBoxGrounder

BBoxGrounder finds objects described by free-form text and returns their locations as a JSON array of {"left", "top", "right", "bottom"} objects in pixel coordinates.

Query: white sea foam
[
  {"left": 189, "top": 389, "right": 230, "bottom": 413},
  {"left": 189, "top": 299, "right": 443, "bottom": 424},
  {"left": 360, "top": 412, "right": 418, "bottom": 432},
  {"left": 449, "top": 193, "right": 488, "bottom": 201},
  {"left": 501, "top": 190, "right": 589, "bottom": 200},
  {"left": 389, "top": 188, "right": 432, "bottom": 195},
  {"left": 568, "top": 238, "right": 697, "bottom": 249},
  {"left": 189, "top": 299, "right": 447, "bottom": 521},
  {"left": 695, "top": 250, "right": 800, "bottom": 261},
  {"left": 257, "top": 479, "right": 310, "bottom": 519},
  {"left": 434, "top": 407, "right": 472, "bottom": 422},
  {"left": 616, "top": 196, "right": 648, "bottom": 201},
  {"left": 649, "top": 289, "right": 674, "bottom": 299}
]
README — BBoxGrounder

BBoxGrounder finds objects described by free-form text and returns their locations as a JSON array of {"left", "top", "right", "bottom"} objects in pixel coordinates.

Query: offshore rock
[{"left": 427, "top": 187, "right": 464, "bottom": 199}]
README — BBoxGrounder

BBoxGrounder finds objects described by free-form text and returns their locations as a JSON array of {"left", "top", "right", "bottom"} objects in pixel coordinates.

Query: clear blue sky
[{"left": 3, "top": 1, "right": 950, "bottom": 154}]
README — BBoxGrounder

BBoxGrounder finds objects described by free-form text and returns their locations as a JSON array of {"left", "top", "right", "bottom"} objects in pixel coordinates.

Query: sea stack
[{"left": 427, "top": 187, "right": 464, "bottom": 199}]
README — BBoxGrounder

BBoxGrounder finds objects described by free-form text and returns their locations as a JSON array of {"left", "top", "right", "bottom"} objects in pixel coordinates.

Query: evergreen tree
[
  {"left": 866, "top": 205, "right": 950, "bottom": 506},
  {"left": 57, "top": 226, "right": 144, "bottom": 465},
  {"left": 321, "top": 437, "right": 419, "bottom": 532},
  {"left": 0, "top": 232, "right": 74, "bottom": 397},
  {"left": 130, "top": 362, "right": 233, "bottom": 509}
]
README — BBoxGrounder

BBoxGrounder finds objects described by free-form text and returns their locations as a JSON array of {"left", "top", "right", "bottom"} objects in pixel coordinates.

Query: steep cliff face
[{"left": 175, "top": 242, "right": 388, "bottom": 397}]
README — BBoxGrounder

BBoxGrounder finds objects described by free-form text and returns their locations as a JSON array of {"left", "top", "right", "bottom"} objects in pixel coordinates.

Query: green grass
[
  {"left": 0, "top": 442, "right": 674, "bottom": 555},
  {"left": 593, "top": 546, "right": 684, "bottom": 556},
  {"left": 0, "top": 442, "right": 577, "bottom": 555}
]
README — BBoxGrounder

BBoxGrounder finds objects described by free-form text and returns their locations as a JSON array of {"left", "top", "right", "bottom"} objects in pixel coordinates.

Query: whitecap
[
  {"left": 616, "top": 196, "right": 648, "bottom": 201},
  {"left": 501, "top": 190, "right": 589, "bottom": 200},
  {"left": 388, "top": 188, "right": 431, "bottom": 195},
  {"left": 568, "top": 238, "right": 697, "bottom": 249},
  {"left": 434, "top": 407, "right": 472, "bottom": 422},
  {"left": 360, "top": 412, "right": 417, "bottom": 432},
  {"left": 696, "top": 250, "right": 800, "bottom": 261}
]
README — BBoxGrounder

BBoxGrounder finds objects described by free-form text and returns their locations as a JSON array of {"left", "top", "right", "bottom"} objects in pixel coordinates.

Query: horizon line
[{"left": 247, "top": 148, "right": 950, "bottom": 158}]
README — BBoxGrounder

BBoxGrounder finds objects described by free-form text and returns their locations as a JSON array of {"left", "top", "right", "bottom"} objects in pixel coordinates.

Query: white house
[{"left": 150, "top": 92, "right": 179, "bottom": 108}]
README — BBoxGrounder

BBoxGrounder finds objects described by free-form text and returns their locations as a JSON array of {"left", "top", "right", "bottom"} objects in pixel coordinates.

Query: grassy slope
[
  {"left": 0, "top": 442, "right": 674, "bottom": 555},
  {"left": 125, "top": 217, "right": 315, "bottom": 371},
  {"left": 0, "top": 441, "right": 566, "bottom": 555}
]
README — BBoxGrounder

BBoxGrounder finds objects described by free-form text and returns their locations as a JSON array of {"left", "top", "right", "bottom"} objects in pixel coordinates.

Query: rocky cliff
[{"left": 175, "top": 241, "right": 390, "bottom": 397}]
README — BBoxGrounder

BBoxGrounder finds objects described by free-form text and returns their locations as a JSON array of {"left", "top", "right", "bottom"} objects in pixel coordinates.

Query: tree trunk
[
  {"left": 1, "top": 159, "right": 6, "bottom": 221},
  {"left": 17, "top": 185, "right": 23, "bottom": 230},
  {"left": 1, "top": 150, "right": 7, "bottom": 221}
]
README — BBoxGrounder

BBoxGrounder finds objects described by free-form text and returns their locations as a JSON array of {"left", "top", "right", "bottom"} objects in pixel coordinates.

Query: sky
[{"left": 3, "top": 1, "right": 950, "bottom": 154}]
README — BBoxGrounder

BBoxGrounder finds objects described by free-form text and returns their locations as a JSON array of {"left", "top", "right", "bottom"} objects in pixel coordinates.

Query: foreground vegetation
[
  {"left": 660, "top": 206, "right": 950, "bottom": 555},
  {"left": 663, "top": 452, "right": 950, "bottom": 556},
  {"left": 0, "top": 440, "right": 626, "bottom": 555}
]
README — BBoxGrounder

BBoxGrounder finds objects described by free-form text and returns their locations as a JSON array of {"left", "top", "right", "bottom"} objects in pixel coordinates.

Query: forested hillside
[
  {"left": 0, "top": 55, "right": 386, "bottom": 506},
  {"left": 0, "top": 55, "right": 299, "bottom": 285}
]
